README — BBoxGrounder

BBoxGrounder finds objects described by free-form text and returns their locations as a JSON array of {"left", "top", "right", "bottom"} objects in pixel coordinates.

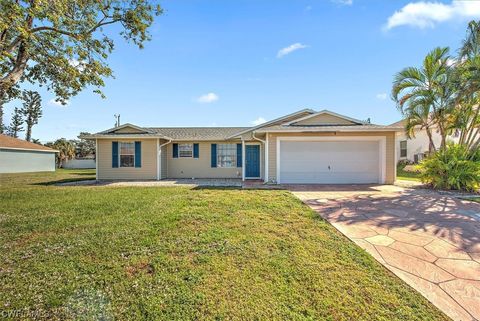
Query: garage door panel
[
  {"left": 281, "top": 171, "right": 378, "bottom": 184},
  {"left": 279, "top": 141, "right": 380, "bottom": 184}
]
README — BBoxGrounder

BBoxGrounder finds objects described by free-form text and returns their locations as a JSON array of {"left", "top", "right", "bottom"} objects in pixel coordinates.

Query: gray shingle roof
[
  {"left": 147, "top": 127, "right": 249, "bottom": 140},
  {"left": 87, "top": 110, "right": 401, "bottom": 141}
]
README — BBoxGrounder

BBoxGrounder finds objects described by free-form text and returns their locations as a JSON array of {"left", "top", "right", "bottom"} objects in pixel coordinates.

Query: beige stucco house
[
  {"left": 87, "top": 109, "right": 401, "bottom": 184},
  {"left": 391, "top": 120, "right": 460, "bottom": 163}
]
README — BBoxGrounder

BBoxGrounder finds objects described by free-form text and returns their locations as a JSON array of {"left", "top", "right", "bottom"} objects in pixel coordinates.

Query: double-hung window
[
  {"left": 400, "top": 140, "right": 407, "bottom": 158},
  {"left": 179, "top": 143, "right": 193, "bottom": 158},
  {"left": 217, "top": 144, "right": 236, "bottom": 168},
  {"left": 119, "top": 142, "right": 135, "bottom": 167}
]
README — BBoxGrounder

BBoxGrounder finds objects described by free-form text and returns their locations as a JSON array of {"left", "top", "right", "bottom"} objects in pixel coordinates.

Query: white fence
[{"left": 62, "top": 159, "right": 96, "bottom": 169}]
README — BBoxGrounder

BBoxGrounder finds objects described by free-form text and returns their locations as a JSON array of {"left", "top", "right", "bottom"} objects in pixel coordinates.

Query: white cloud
[
  {"left": 332, "top": 0, "right": 353, "bottom": 5},
  {"left": 447, "top": 58, "right": 457, "bottom": 66},
  {"left": 196, "top": 92, "right": 219, "bottom": 103},
  {"left": 277, "top": 43, "right": 308, "bottom": 58},
  {"left": 376, "top": 93, "right": 388, "bottom": 100},
  {"left": 385, "top": 0, "right": 480, "bottom": 30},
  {"left": 251, "top": 117, "right": 266, "bottom": 126},
  {"left": 49, "top": 98, "right": 69, "bottom": 107},
  {"left": 68, "top": 58, "right": 85, "bottom": 72}
]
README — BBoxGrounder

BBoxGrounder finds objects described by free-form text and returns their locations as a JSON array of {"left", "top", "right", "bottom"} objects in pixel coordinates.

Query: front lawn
[
  {"left": 0, "top": 171, "right": 447, "bottom": 320},
  {"left": 0, "top": 168, "right": 95, "bottom": 188},
  {"left": 397, "top": 165, "right": 421, "bottom": 182}
]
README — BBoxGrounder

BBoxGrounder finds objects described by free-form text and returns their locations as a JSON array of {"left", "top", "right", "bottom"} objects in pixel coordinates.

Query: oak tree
[{"left": 0, "top": 0, "right": 162, "bottom": 115}]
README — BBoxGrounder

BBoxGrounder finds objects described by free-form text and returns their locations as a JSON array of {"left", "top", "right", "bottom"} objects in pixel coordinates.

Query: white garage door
[{"left": 279, "top": 140, "right": 381, "bottom": 184}]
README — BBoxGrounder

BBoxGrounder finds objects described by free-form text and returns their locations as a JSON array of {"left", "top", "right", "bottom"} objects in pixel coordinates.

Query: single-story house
[
  {"left": 86, "top": 109, "right": 402, "bottom": 184},
  {"left": 391, "top": 120, "right": 460, "bottom": 163},
  {"left": 0, "top": 134, "right": 58, "bottom": 173}
]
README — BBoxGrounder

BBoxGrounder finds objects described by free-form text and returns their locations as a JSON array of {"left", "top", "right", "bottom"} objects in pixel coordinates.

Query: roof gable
[
  {"left": 285, "top": 110, "right": 365, "bottom": 126},
  {"left": 226, "top": 108, "right": 315, "bottom": 138},
  {"left": 98, "top": 123, "right": 154, "bottom": 135}
]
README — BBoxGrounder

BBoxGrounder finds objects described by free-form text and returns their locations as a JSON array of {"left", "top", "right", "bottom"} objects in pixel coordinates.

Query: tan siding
[
  {"left": 267, "top": 132, "right": 396, "bottom": 184},
  {"left": 294, "top": 114, "right": 355, "bottom": 125},
  {"left": 278, "top": 111, "right": 313, "bottom": 124},
  {"left": 113, "top": 126, "right": 146, "bottom": 134},
  {"left": 167, "top": 141, "right": 243, "bottom": 179},
  {"left": 386, "top": 132, "right": 395, "bottom": 183},
  {"left": 97, "top": 138, "right": 157, "bottom": 180}
]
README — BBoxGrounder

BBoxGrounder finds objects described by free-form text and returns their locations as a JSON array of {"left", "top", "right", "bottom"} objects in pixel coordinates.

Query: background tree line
[
  {"left": 45, "top": 133, "right": 96, "bottom": 168},
  {"left": 1, "top": 90, "right": 42, "bottom": 142}
]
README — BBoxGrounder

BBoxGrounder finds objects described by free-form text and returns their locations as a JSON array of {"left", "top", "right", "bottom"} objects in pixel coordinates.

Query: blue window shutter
[
  {"left": 112, "top": 141, "right": 119, "bottom": 168},
  {"left": 193, "top": 143, "right": 199, "bottom": 158},
  {"left": 173, "top": 143, "right": 178, "bottom": 158},
  {"left": 135, "top": 141, "right": 141, "bottom": 168},
  {"left": 236, "top": 144, "right": 242, "bottom": 167},
  {"left": 211, "top": 144, "right": 217, "bottom": 167}
]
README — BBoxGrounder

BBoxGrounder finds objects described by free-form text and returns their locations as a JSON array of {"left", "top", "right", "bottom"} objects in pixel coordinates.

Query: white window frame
[
  {"left": 179, "top": 143, "right": 193, "bottom": 158},
  {"left": 400, "top": 140, "right": 407, "bottom": 158},
  {"left": 217, "top": 143, "right": 237, "bottom": 168},
  {"left": 119, "top": 142, "right": 135, "bottom": 168}
]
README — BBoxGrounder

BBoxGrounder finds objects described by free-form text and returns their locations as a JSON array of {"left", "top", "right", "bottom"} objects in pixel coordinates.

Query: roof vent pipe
[{"left": 114, "top": 114, "right": 121, "bottom": 127}]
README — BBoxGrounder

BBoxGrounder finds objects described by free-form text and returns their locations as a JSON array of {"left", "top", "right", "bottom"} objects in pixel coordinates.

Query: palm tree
[
  {"left": 403, "top": 105, "right": 437, "bottom": 153},
  {"left": 460, "top": 21, "right": 480, "bottom": 59},
  {"left": 455, "top": 20, "right": 480, "bottom": 150},
  {"left": 392, "top": 47, "right": 452, "bottom": 151},
  {"left": 45, "top": 138, "right": 76, "bottom": 168}
]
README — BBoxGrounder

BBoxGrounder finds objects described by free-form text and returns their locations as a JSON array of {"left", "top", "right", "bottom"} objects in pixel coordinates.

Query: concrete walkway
[
  {"left": 58, "top": 178, "right": 243, "bottom": 187},
  {"left": 291, "top": 185, "right": 480, "bottom": 321}
]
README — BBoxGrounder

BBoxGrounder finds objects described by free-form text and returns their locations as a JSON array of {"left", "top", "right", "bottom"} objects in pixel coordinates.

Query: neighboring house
[
  {"left": 86, "top": 109, "right": 401, "bottom": 184},
  {"left": 0, "top": 134, "right": 58, "bottom": 173},
  {"left": 391, "top": 120, "right": 459, "bottom": 163}
]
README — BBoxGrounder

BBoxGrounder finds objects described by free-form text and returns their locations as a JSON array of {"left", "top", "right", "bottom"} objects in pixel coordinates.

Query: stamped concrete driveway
[{"left": 291, "top": 185, "right": 480, "bottom": 321}]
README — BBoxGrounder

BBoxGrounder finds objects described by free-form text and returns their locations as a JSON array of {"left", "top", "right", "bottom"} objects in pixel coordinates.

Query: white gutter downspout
[
  {"left": 158, "top": 138, "right": 172, "bottom": 180},
  {"left": 252, "top": 132, "right": 267, "bottom": 182},
  {"left": 241, "top": 138, "right": 245, "bottom": 181}
]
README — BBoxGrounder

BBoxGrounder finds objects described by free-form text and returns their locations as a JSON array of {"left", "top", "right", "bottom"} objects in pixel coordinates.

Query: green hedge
[{"left": 418, "top": 144, "right": 480, "bottom": 191}]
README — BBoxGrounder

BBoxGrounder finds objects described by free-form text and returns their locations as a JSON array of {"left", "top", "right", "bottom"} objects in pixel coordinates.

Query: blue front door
[{"left": 245, "top": 145, "right": 260, "bottom": 178}]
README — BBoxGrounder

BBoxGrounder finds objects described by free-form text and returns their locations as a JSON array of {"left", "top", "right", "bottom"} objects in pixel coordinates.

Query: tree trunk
[
  {"left": 426, "top": 127, "right": 436, "bottom": 153},
  {"left": 0, "top": 42, "right": 29, "bottom": 93},
  {"left": 467, "top": 127, "right": 480, "bottom": 150},
  {"left": 437, "top": 121, "right": 447, "bottom": 150},
  {"left": 463, "top": 106, "right": 480, "bottom": 148},
  {"left": 0, "top": 87, "right": 6, "bottom": 134},
  {"left": 25, "top": 125, "right": 32, "bottom": 142}
]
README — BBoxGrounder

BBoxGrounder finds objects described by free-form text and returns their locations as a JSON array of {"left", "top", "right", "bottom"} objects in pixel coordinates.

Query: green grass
[
  {"left": 0, "top": 168, "right": 95, "bottom": 188},
  {"left": 0, "top": 171, "right": 447, "bottom": 320},
  {"left": 397, "top": 166, "right": 422, "bottom": 182},
  {"left": 467, "top": 197, "right": 480, "bottom": 203}
]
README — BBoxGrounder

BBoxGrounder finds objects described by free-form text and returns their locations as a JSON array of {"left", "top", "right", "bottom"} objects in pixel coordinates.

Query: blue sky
[{"left": 4, "top": 0, "right": 480, "bottom": 142}]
